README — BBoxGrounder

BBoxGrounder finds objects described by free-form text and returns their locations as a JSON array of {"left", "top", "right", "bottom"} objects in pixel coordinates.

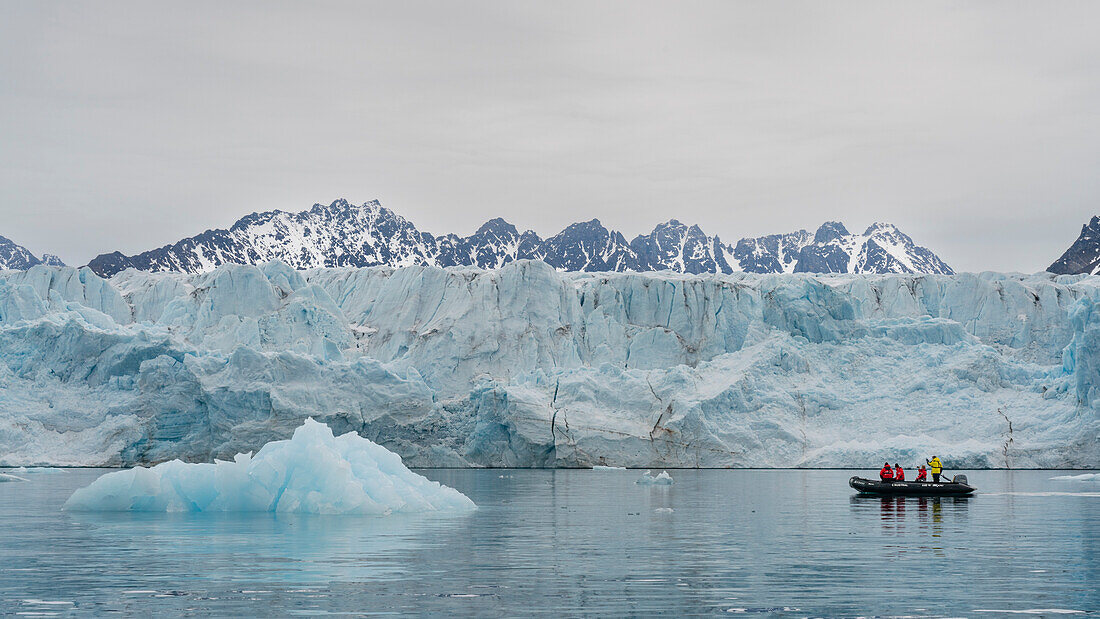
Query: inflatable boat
[{"left": 849, "top": 475, "right": 975, "bottom": 496}]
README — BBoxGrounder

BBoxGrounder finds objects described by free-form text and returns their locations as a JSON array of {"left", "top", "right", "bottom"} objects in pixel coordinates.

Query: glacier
[
  {"left": 0, "top": 260, "right": 1098, "bottom": 468},
  {"left": 63, "top": 418, "right": 476, "bottom": 513}
]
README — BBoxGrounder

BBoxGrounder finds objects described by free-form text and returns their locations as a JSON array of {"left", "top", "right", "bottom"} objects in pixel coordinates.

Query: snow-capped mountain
[
  {"left": 88, "top": 199, "right": 436, "bottom": 275},
  {"left": 630, "top": 220, "right": 736, "bottom": 274},
  {"left": 1049, "top": 216, "right": 1100, "bottom": 275},
  {"left": 732, "top": 230, "right": 813, "bottom": 273},
  {"left": 0, "top": 235, "right": 65, "bottom": 270},
  {"left": 86, "top": 199, "right": 953, "bottom": 277},
  {"left": 730, "top": 222, "right": 953, "bottom": 275},
  {"left": 537, "top": 219, "right": 639, "bottom": 272},
  {"left": 435, "top": 217, "right": 542, "bottom": 269},
  {"left": 794, "top": 222, "right": 953, "bottom": 275}
]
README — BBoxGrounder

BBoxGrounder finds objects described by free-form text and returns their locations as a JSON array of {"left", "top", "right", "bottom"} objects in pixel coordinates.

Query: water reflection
[
  {"left": 849, "top": 494, "right": 972, "bottom": 558},
  {"left": 63, "top": 509, "right": 476, "bottom": 584},
  {"left": 2, "top": 469, "right": 1096, "bottom": 616}
]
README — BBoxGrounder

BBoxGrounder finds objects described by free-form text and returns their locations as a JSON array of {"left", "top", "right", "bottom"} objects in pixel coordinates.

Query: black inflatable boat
[{"left": 849, "top": 475, "right": 976, "bottom": 496}]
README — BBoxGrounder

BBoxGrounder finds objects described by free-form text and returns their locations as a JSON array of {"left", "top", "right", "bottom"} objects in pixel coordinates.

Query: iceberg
[
  {"left": 0, "top": 260, "right": 1099, "bottom": 468},
  {"left": 0, "top": 473, "right": 28, "bottom": 482},
  {"left": 63, "top": 419, "right": 476, "bottom": 514},
  {"left": 1050, "top": 473, "right": 1100, "bottom": 482},
  {"left": 636, "top": 470, "right": 674, "bottom": 485}
]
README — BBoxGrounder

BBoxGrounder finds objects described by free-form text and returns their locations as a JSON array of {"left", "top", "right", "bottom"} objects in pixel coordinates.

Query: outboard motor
[{"left": 952, "top": 475, "right": 968, "bottom": 485}]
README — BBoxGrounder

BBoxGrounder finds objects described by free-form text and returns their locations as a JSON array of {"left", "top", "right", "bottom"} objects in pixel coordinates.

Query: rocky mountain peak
[
  {"left": 0, "top": 235, "right": 64, "bottom": 270},
  {"left": 81, "top": 199, "right": 953, "bottom": 277},
  {"left": 1049, "top": 216, "right": 1100, "bottom": 275},
  {"left": 813, "top": 221, "right": 850, "bottom": 243}
]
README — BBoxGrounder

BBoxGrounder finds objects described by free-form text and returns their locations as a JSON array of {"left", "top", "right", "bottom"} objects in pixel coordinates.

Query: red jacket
[
  {"left": 894, "top": 466, "right": 905, "bottom": 481},
  {"left": 915, "top": 468, "right": 927, "bottom": 481},
  {"left": 879, "top": 465, "right": 894, "bottom": 481}
]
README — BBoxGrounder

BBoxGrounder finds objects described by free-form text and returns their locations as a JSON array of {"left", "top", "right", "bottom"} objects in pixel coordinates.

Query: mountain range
[
  {"left": 84, "top": 199, "right": 954, "bottom": 277},
  {"left": 0, "top": 235, "right": 65, "bottom": 270}
]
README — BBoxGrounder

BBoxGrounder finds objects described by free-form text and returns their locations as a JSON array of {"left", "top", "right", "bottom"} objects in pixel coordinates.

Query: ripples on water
[{"left": 1, "top": 469, "right": 1097, "bottom": 616}]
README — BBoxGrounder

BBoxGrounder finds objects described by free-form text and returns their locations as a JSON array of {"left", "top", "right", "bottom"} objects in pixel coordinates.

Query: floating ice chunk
[
  {"left": 973, "top": 610, "right": 1085, "bottom": 615},
  {"left": 0, "top": 473, "right": 28, "bottom": 482},
  {"left": 63, "top": 419, "right": 476, "bottom": 514},
  {"left": 1050, "top": 473, "right": 1100, "bottom": 482},
  {"left": 636, "top": 470, "right": 674, "bottom": 485},
  {"left": 982, "top": 491, "right": 1100, "bottom": 497},
  {"left": 10, "top": 467, "right": 65, "bottom": 474},
  {"left": 593, "top": 465, "right": 627, "bottom": 471},
  {"left": 654, "top": 507, "right": 674, "bottom": 513}
]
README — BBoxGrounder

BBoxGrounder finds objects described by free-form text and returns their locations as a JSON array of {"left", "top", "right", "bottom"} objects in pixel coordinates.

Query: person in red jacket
[
  {"left": 893, "top": 463, "right": 905, "bottom": 481},
  {"left": 879, "top": 462, "right": 894, "bottom": 481},
  {"left": 915, "top": 465, "right": 928, "bottom": 482}
]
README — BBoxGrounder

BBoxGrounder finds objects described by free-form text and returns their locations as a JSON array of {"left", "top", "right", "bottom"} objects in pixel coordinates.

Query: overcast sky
[{"left": 2, "top": 2, "right": 1098, "bottom": 271}]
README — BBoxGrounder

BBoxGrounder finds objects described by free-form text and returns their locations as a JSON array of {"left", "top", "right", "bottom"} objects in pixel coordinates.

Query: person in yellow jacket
[{"left": 926, "top": 456, "right": 944, "bottom": 482}]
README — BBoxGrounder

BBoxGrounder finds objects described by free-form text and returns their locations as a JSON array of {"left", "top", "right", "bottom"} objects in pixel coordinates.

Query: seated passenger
[
  {"left": 879, "top": 462, "right": 894, "bottom": 482},
  {"left": 893, "top": 463, "right": 905, "bottom": 481},
  {"left": 915, "top": 465, "right": 927, "bottom": 482}
]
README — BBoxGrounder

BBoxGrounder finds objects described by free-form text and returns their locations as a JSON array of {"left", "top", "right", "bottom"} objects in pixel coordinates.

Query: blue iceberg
[
  {"left": 63, "top": 419, "right": 476, "bottom": 514},
  {"left": 636, "top": 470, "right": 674, "bottom": 485}
]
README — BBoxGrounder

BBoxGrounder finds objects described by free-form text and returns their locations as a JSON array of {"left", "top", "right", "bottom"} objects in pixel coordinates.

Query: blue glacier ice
[
  {"left": 0, "top": 260, "right": 1098, "bottom": 468},
  {"left": 636, "top": 470, "right": 674, "bottom": 485},
  {"left": 63, "top": 418, "right": 476, "bottom": 513},
  {"left": 1049, "top": 473, "right": 1100, "bottom": 481}
]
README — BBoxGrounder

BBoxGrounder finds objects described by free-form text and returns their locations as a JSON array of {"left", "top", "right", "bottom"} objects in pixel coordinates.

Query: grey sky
[{"left": 2, "top": 1, "right": 1098, "bottom": 272}]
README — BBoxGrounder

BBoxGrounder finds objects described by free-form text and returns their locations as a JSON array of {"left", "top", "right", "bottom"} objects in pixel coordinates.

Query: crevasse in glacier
[{"left": 0, "top": 260, "right": 1098, "bottom": 468}]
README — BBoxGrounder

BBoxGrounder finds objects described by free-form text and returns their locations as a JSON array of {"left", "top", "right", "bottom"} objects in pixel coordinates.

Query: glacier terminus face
[{"left": 0, "top": 260, "right": 1097, "bottom": 468}]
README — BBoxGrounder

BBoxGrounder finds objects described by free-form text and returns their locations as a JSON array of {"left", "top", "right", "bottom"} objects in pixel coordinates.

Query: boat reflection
[{"left": 850, "top": 494, "right": 970, "bottom": 556}]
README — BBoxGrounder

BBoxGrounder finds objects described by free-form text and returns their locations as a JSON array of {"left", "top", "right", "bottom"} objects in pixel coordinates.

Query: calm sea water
[{"left": 1, "top": 468, "right": 1097, "bottom": 617}]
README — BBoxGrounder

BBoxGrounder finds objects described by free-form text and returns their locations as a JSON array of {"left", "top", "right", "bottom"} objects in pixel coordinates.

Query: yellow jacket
[{"left": 927, "top": 457, "right": 943, "bottom": 474}]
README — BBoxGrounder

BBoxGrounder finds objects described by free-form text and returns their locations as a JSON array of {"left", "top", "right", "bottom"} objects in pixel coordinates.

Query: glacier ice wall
[{"left": 0, "top": 260, "right": 1097, "bottom": 468}]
